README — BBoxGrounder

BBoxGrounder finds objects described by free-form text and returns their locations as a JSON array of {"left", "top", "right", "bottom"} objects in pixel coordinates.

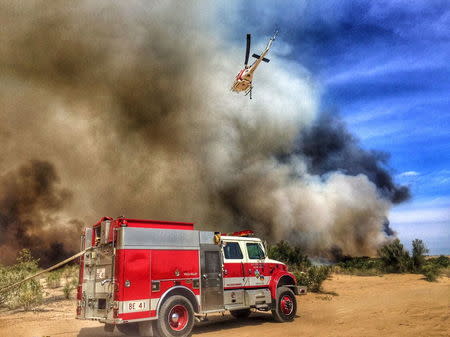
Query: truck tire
[
  {"left": 271, "top": 286, "right": 297, "bottom": 322},
  {"left": 156, "top": 295, "right": 194, "bottom": 337},
  {"left": 230, "top": 309, "right": 251, "bottom": 319},
  {"left": 117, "top": 323, "right": 139, "bottom": 335}
]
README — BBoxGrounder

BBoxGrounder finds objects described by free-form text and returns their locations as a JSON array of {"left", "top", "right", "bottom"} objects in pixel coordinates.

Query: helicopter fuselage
[{"left": 231, "top": 67, "right": 253, "bottom": 92}]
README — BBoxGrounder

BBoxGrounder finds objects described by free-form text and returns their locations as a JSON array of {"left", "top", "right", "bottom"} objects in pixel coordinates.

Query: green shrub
[
  {"left": 63, "top": 282, "right": 73, "bottom": 299},
  {"left": 422, "top": 264, "right": 440, "bottom": 282},
  {"left": 378, "top": 239, "right": 412, "bottom": 273},
  {"left": 411, "top": 239, "right": 428, "bottom": 272},
  {"left": 293, "top": 265, "right": 332, "bottom": 292},
  {"left": 46, "top": 271, "right": 62, "bottom": 289},
  {"left": 432, "top": 255, "right": 450, "bottom": 268},
  {"left": 440, "top": 267, "right": 450, "bottom": 278},
  {"left": 0, "top": 249, "right": 43, "bottom": 310},
  {"left": 61, "top": 265, "right": 79, "bottom": 281},
  {"left": 336, "top": 256, "right": 383, "bottom": 275},
  {"left": 268, "top": 240, "right": 311, "bottom": 269},
  {"left": 61, "top": 265, "right": 79, "bottom": 299}
]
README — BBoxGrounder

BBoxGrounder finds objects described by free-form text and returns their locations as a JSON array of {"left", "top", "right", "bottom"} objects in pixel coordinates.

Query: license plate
[{"left": 123, "top": 300, "right": 149, "bottom": 313}]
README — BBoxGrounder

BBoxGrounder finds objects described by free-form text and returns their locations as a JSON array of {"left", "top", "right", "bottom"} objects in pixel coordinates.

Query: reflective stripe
[
  {"left": 121, "top": 245, "right": 199, "bottom": 250},
  {"left": 224, "top": 276, "right": 271, "bottom": 288}
]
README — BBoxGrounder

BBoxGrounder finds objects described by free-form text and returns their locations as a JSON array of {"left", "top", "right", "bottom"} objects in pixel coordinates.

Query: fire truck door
[
  {"left": 200, "top": 244, "right": 224, "bottom": 311},
  {"left": 244, "top": 242, "right": 266, "bottom": 286}
]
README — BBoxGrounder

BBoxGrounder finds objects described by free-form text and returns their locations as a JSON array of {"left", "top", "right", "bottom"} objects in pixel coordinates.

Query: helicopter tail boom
[{"left": 252, "top": 54, "right": 270, "bottom": 63}]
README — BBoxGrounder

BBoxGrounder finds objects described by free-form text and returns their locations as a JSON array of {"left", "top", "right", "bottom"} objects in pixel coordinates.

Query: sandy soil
[{"left": 0, "top": 274, "right": 448, "bottom": 337}]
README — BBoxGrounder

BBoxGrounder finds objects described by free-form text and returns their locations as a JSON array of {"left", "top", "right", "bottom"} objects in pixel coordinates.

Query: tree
[
  {"left": 378, "top": 239, "right": 411, "bottom": 273},
  {"left": 411, "top": 239, "right": 428, "bottom": 272},
  {"left": 267, "top": 241, "right": 311, "bottom": 268}
]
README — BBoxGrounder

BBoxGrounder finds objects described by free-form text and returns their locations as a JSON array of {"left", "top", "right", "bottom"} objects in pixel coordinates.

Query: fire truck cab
[{"left": 77, "top": 217, "right": 300, "bottom": 337}]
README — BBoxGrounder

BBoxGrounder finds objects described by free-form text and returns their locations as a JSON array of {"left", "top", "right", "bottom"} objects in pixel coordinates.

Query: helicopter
[{"left": 231, "top": 30, "right": 278, "bottom": 99}]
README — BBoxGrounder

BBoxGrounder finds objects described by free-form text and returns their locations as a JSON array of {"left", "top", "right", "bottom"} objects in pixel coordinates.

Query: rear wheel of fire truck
[
  {"left": 156, "top": 295, "right": 195, "bottom": 337},
  {"left": 271, "top": 286, "right": 297, "bottom": 322},
  {"left": 230, "top": 309, "right": 251, "bottom": 319}
]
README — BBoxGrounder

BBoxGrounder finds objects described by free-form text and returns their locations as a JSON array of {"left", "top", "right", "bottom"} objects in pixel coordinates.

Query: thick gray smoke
[
  {"left": 0, "top": 160, "right": 82, "bottom": 266},
  {"left": 0, "top": 1, "right": 408, "bottom": 265}
]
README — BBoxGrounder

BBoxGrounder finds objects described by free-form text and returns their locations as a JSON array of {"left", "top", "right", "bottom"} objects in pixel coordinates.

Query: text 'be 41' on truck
[{"left": 76, "top": 217, "right": 304, "bottom": 337}]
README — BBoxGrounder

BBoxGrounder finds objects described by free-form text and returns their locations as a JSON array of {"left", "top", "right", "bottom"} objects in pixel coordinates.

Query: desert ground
[{"left": 0, "top": 274, "right": 448, "bottom": 337}]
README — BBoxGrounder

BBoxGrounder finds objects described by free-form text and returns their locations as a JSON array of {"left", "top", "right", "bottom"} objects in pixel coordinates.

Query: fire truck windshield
[{"left": 246, "top": 243, "right": 265, "bottom": 259}]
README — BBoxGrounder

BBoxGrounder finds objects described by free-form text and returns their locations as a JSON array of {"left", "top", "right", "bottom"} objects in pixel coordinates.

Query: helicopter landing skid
[{"left": 245, "top": 86, "right": 253, "bottom": 99}]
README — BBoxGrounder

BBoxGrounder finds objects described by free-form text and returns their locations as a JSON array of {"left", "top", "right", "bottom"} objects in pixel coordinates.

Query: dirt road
[{"left": 1, "top": 274, "right": 448, "bottom": 337}]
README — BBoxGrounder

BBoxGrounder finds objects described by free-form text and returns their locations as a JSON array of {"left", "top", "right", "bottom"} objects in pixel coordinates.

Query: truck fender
[
  {"left": 156, "top": 286, "right": 200, "bottom": 317},
  {"left": 269, "top": 271, "right": 297, "bottom": 299}
]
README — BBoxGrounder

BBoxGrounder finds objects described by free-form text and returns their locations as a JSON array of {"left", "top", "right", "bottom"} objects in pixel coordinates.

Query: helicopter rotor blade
[{"left": 244, "top": 33, "right": 251, "bottom": 66}]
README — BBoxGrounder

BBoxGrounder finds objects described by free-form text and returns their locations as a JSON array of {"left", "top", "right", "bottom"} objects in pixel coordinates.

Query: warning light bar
[{"left": 226, "top": 230, "right": 254, "bottom": 237}]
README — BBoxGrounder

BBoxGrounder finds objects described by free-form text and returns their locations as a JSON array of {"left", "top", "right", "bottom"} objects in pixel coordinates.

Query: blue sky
[{"left": 217, "top": 1, "right": 450, "bottom": 254}]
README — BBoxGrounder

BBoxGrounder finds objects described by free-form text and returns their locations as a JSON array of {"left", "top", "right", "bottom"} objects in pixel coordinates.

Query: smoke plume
[
  {"left": 0, "top": 160, "right": 82, "bottom": 266},
  {"left": 281, "top": 112, "right": 411, "bottom": 204},
  {"left": 0, "top": 1, "right": 409, "bottom": 265}
]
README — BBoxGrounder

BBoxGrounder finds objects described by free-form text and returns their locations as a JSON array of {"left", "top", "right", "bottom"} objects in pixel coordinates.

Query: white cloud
[
  {"left": 325, "top": 56, "right": 446, "bottom": 86},
  {"left": 399, "top": 171, "right": 420, "bottom": 177}
]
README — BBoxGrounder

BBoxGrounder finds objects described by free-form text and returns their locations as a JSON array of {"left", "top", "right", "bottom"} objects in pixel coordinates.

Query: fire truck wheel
[
  {"left": 117, "top": 323, "right": 139, "bottom": 335},
  {"left": 272, "top": 286, "right": 297, "bottom": 322},
  {"left": 156, "top": 295, "right": 195, "bottom": 337},
  {"left": 230, "top": 309, "right": 251, "bottom": 319}
]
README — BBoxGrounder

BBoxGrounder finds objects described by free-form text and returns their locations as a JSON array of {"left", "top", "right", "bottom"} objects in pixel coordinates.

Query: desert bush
[
  {"left": 421, "top": 264, "right": 441, "bottom": 282},
  {"left": 411, "top": 239, "right": 428, "bottom": 272},
  {"left": 268, "top": 241, "right": 331, "bottom": 292},
  {"left": 0, "top": 249, "right": 43, "bottom": 310},
  {"left": 61, "top": 265, "right": 79, "bottom": 299},
  {"left": 440, "top": 267, "right": 450, "bottom": 278},
  {"left": 293, "top": 265, "right": 332, "bottom": 292},
  {"left": 268, "top": 240, "right": 311, "bottom": 269},
  {"left": 61, "top": 264, "right": 79, "bottom": 280},
  {"left": 63, "top": 280, "right": 77, "bottom": 299},
  {"left": 46, "top": 270, "right": 62, "bottom": 288},
  {"left": 336, "top": 256, "right": 383, "bottom": 275},
  {"left": 378, "top": 239, "right": 412, "bottom": 273},
  {"left": 419, "top": 255, "right": 449, "bottom": 281},
  {"left": 429, "top": 255, "right": 450, "bottom": 268}
]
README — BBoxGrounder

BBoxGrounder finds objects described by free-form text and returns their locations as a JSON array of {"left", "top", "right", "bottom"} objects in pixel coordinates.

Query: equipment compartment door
[
  {"left": 200, "top": 245, "right": 224, "bottom": 312},
  {"left": 82, "top": 245, "right": 114, "bottom": 319}
]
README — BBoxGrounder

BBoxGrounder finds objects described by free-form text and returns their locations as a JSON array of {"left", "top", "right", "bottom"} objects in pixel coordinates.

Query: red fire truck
[{"left": 76, "top": 217, "right": 302, "bottom": 337}]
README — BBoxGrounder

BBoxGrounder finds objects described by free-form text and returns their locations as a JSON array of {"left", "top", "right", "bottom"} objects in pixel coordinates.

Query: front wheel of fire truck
[
  {"left": 156, "top": 295, "right": 195, "bottom": 337},
  {"left": 271, "top": 286, "right": 297, "bottom": 322}
]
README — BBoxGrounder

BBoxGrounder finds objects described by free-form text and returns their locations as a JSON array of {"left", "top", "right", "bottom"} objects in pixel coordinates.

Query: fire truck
[{"left": 76, "top": 217, "right": 301, "bottom": 337}]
